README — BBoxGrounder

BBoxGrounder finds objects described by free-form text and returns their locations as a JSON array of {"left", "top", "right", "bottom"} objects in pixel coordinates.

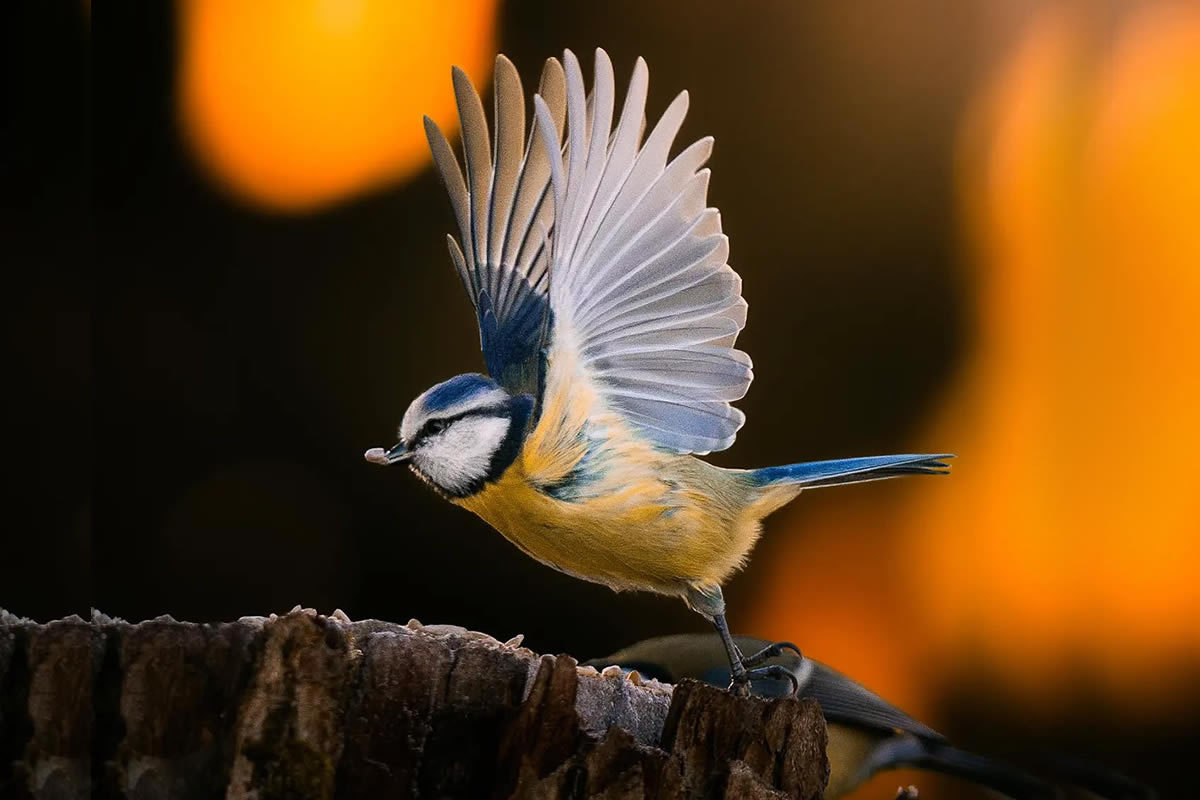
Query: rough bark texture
[{"left": 0, "top": 609, "right": 829, "bottom": 800}]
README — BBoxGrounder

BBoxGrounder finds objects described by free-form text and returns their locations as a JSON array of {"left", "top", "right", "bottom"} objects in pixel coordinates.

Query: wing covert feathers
[{"left": 534, "top": 48, "right": 752, "bottom": 455}]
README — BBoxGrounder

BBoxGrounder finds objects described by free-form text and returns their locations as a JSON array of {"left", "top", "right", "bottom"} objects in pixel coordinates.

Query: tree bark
[{"left": 0, "top": 609, "right": 828, "bottom": 800}]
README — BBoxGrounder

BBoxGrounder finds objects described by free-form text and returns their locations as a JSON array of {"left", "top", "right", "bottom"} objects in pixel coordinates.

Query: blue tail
[{"left": 751, "top": 454, "right": 953, "bottom": 488}]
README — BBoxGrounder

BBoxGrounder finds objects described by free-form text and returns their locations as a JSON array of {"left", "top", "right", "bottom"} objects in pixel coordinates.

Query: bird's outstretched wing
[
  {"left": 424, "top": 56, "right": 566, "bottom": 397},
  {"left": 532, "top": 49, "right": 752, "bottom": 455}
]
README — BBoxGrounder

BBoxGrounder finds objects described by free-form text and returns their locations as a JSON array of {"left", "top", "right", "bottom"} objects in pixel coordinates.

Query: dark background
[{"left": 4, "top": 1, "right": 1195, "bottom": 797}]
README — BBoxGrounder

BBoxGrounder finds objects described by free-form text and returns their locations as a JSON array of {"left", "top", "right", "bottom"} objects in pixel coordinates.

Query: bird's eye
[{"left": 427, "top": 419, "right": 448, "bottom": 435}]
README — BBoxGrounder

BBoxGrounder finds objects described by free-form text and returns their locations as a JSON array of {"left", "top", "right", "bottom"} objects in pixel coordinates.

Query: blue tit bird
[
  {"left": 365, "top": 48, "right": 953, "bottom": 692},
  {"left": 590, "top": 634, "right": 1157, "bottom": 800}
]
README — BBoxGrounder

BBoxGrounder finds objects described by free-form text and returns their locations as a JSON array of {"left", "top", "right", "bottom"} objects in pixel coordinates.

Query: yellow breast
[
  {"left": 457, "top": 452, "right": 690, "bottom": 591},
  {"left": 824, "top": 724, "right": 884, "bottom": 798}
]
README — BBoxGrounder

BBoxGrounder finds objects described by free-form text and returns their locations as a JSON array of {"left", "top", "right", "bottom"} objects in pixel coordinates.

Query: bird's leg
[
  {"left": 711, "top": 610, "right": 751, "bottom": 694},
  {"left": 688, "top": 584, "right": 801, "bottom": 696}
]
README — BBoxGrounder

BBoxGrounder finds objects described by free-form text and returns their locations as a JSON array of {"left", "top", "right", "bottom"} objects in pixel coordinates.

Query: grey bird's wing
[
  {"left": 800, "top": 657, "right": 945, "bottom": 742},
  {"left": 424, "top": 56, "right": 566, "bottom": 398}
]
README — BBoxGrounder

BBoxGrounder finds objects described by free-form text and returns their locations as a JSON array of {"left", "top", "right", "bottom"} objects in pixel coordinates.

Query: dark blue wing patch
[{"left": 477, "top": 279, "right": 550, "bottom": 399}]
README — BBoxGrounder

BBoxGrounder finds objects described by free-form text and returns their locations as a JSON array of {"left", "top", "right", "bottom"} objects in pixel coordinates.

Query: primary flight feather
[{"left": 366, "top": 48, "right": 952, "bottom": 691}]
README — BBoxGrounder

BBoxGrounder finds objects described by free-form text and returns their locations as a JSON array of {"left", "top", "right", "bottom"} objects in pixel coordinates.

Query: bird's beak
[{"left": 364, "top": 442, "right": 411, "bottom": 465}]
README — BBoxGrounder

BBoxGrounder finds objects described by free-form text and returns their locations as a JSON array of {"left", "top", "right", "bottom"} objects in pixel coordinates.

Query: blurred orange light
[
  {"left": 749, "top": 2, "right": 1200, "bottom": 758},
  {"left": 178, "top": 0, "right": 498, "bottom": 212},
  {"left": 911, "top": 1, "right": 1200, "bottom": 713}
]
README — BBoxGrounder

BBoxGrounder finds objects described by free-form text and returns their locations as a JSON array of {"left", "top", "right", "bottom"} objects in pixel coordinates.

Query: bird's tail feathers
[
  {"left": 750, "top": 454, "right": 953, "bottom": 489},
  {"left": 859, "top": 737, "right": 1056, "bottom": 800},
  {"left": 1037, "top": 753, "right": 1158, "bottom": 800}
]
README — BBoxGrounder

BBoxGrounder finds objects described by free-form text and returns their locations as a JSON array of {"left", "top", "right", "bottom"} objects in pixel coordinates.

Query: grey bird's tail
[
  {"left": 857, "top": 736, "right": 1056, "bottom": 800},
  {"left": 1037, "top": 754, "right": 1158, "bottom": 800},
  {"left": 750, "top": 454, "right": 953, "bottom": 489}
]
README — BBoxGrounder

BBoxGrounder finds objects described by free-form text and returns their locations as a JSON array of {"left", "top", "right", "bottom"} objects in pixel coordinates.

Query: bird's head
[{"left": 365, "top": 373, "right": 532, "bottom": 498}]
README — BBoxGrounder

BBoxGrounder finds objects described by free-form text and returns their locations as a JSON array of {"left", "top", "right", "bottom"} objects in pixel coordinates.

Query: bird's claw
[
  {"left": 725, "top": 639, "right": 802, "bottom": 696},
  {"left": 750, "top": 664, "right": 800, "bottom": 695},
  {"left": 727, "top": 664, "right": 800, "bottom": 696}
]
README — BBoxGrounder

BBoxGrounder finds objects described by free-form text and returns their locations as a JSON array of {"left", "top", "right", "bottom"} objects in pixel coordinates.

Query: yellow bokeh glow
[
  {"left": 751, "top": 6, "right": 1199, "bottom": 794},
  {"left": 750, "top": 3, "right": 1200, "bottom": 764},
  {"left": 909, "top": 2, "right": 1200, "bottom": 710},
  {"left": 178, "top": 0, "right": 498, "bottom": 212}
]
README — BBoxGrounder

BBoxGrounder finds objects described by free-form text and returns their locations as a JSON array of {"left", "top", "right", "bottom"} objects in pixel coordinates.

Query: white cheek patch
[{"left": 413, "top": 415, "right": 511, "bottom": 495}]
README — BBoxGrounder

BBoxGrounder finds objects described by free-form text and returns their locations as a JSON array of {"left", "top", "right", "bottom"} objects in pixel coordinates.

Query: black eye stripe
[{"left": 412, "top": 406, "right": 504, "bottom": 446}]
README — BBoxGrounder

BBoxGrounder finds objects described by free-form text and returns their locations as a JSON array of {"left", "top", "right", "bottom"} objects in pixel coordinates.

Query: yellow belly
[
  {"left": 453, "top": 452, "right": 781, "bottom": 595},
  {"left": 824, "top": 724, "right": 883, "bottom": 798},
  {"left": 460, "top": 340, "right": 804, "bottom": 595}
]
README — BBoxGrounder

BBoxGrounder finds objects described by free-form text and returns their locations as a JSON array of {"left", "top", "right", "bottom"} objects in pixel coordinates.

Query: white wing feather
[
  {"left": 533, "top": 48, "right": 751, "bottom": 454},
  {"left": 424, "top": 56, "right": 567, "bottom": 394}
]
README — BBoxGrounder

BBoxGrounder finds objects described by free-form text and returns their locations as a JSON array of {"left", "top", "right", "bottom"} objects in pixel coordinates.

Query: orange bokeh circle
[{"left": 179, "top": 0, "right": 498, "bottom": 212}]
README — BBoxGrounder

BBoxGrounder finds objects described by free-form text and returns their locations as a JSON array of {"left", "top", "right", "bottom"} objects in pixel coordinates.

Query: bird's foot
[
  {"left": 740, "top": 640, "right": 801, "bottom": 669},
  {"left": 727, "top": 640, "right": 802, "bottom": 695},
  {"left": 895, "top": 785, "right": 919, "bottom": 799}
]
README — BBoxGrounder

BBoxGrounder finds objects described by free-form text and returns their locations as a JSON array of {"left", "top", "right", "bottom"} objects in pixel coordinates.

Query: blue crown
[{"left": 422, "top": 373, "right": 501, "bottom": 412}]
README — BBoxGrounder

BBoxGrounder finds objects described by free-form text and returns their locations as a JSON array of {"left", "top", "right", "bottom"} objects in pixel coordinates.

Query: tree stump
[{"left": 0, "top": 609, "right": 829, "bottom": 799}]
